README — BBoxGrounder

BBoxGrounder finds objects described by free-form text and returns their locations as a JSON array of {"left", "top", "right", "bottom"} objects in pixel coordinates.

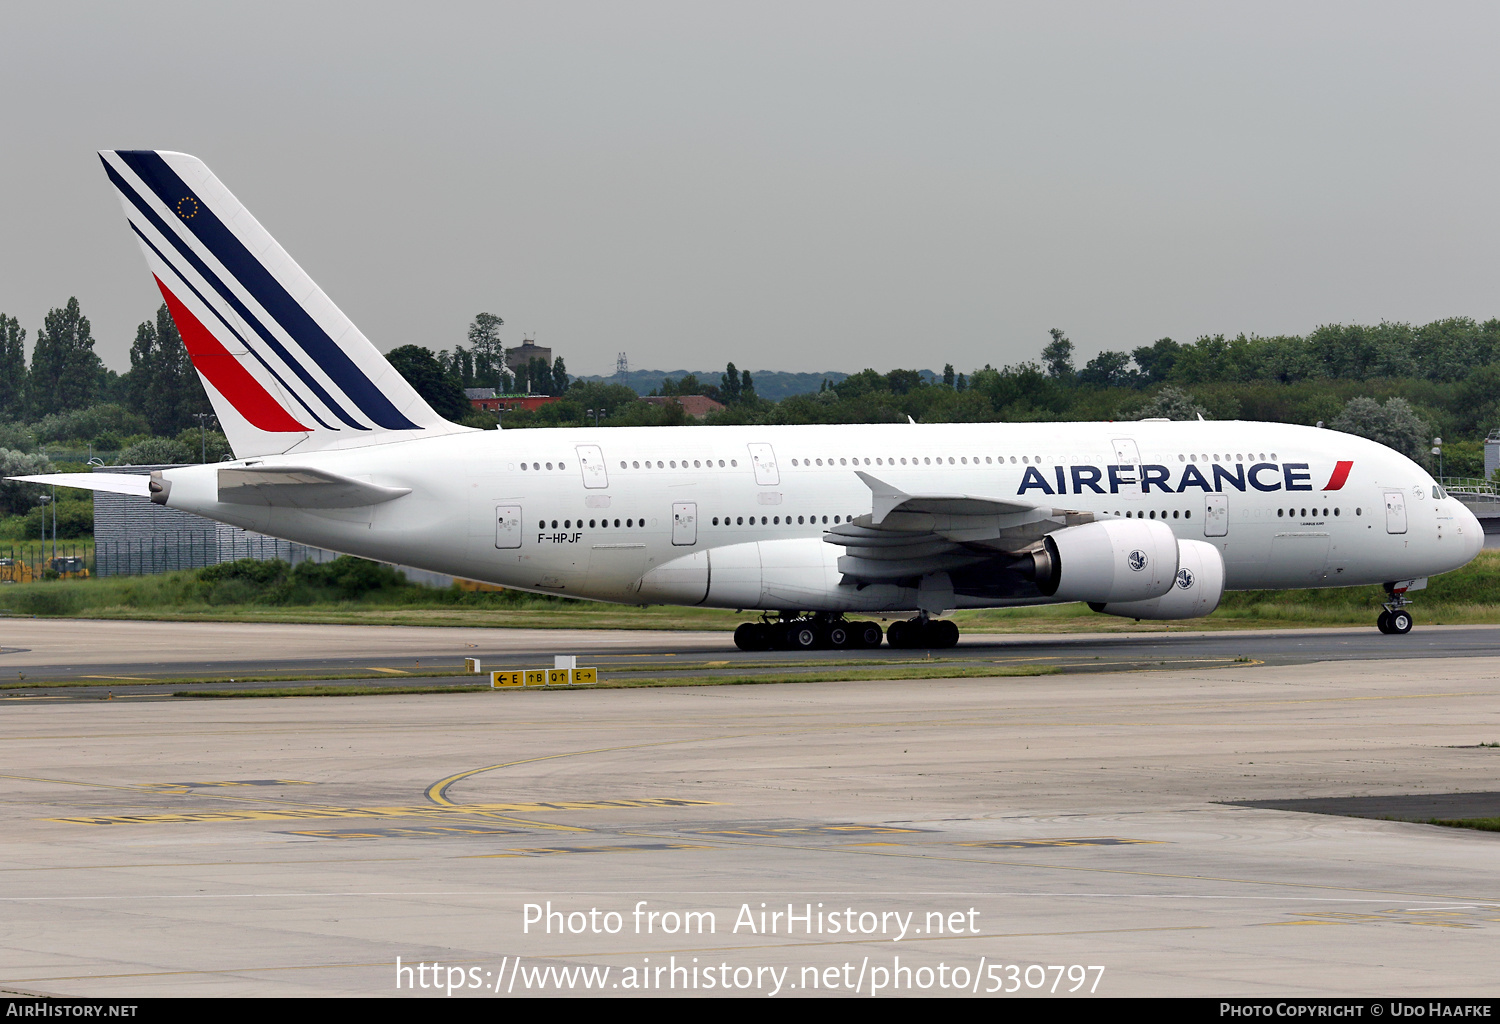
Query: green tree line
[{"left": 4, "top": 299, "right": 1497, "bottom": 545}]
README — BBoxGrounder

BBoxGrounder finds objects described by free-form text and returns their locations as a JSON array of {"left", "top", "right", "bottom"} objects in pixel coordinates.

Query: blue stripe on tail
[
  {"left": 102, "top": 156, "right": 360, "bottom": 430},
  {"left": 115, "top": 151, "right": 418, "bottom": 431}
]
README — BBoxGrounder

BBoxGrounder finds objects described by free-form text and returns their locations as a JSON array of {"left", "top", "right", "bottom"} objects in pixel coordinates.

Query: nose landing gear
[{"left": 1377, "top": 582, "right": 1414, "bottom": 634}]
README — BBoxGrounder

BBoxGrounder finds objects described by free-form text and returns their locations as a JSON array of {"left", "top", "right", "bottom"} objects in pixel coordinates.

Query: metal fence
[
  {"left": 0, "top": 542, "right": 95, "bottom": 576},
  {"left": 212, "top": 528, "right": 337, "bottom": 567},
  {"left": 94, "top": 534, "right": 220, "bottom": 576},
  {"left": 1440, "top": 477, "right": 1500, "bottom": 510},
  {"left": 91, "top": 530, "right": 338, "bottom": 577}
]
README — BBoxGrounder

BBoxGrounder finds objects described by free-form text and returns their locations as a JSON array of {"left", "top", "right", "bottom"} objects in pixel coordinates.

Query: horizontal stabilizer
[
  {"left": 6, "top": 473, "right": 153, "bottom": 496},
  {"left": 217, "top": 466, "right": 411, "bottom": 508}
]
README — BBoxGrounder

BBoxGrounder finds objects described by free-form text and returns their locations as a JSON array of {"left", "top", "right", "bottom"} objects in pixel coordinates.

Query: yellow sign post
[{"left": 490, "top": 666, "right": 600, "bottom": 688}]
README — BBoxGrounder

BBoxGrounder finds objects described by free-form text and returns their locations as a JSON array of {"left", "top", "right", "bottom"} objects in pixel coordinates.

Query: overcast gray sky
[{"left": 3, "top": 1, "right": 1498, "bottom": 378}]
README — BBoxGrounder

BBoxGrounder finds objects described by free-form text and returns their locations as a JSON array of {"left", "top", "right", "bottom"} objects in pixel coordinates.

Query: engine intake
[{"left": 1090, "top": 539, "right": 1225, "bottom": 620}]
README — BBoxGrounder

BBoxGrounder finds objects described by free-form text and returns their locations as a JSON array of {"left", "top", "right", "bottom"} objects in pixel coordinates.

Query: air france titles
[{"left": 1017, "top": 461, "right": 1327, "bottom": 496}]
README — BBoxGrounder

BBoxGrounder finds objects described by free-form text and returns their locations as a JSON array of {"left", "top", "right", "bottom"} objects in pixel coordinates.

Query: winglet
[
  {"left": 854, "top": 471, "right": 1043, "bottom": 522},
  {"left": 855, "top": 471, "right": 911, "bottom": 525}
]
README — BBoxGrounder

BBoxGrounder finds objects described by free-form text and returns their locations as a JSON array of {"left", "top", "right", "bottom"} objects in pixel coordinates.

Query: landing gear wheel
[
  {"left": 826, "top": 624, "right": 850, "bottom": 648},
  {"left": 1389, "top": 609, "right": 1413, "bottom": 634},
  {"left": 1376, "top": 611, "right": 1393, "bottom": 634},
  {"left": 855, "top": 621, "right": 884, "bottom": 648},
  {"left": 787, "top": 623, "right": 819, "bottom": 650},
  {"left": 734, "top": 623, "right": 768, "bottom": 651},
  {"left": 932, "top": 619, "right": 960, "bottom": 648},
  {"left": 885, "top": 620, "right": 909, "bottom": 648}
]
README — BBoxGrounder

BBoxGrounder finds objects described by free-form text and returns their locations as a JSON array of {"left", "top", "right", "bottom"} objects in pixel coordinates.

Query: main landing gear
[
  {"left": 885, "top": 615, "right": 960, "bottom": 649},
  {"left": 731, "top": 612, "right": 963, "bottom": 650},
  {"left": 733, "top": 613, "right": 883, "bottom": 651},
  {"left": 1377, "top": 582, "right": 1414, "bottom": 635}
]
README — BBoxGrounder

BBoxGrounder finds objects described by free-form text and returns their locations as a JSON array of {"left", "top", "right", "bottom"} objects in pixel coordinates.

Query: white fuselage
[{"left": 155, "top": 420, "right": 1483, "bottom": 611}]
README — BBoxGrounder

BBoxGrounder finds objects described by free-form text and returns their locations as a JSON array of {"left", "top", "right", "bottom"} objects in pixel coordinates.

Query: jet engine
[
  {"left": 1029, "top": 519, "right": 1178, "bottom": 604},
  {"left": 634, "top": 538, "right": 915, "bottom": 611},
  {"left": 1089, "top": 538, "right": 1225, "bottom": 620}
]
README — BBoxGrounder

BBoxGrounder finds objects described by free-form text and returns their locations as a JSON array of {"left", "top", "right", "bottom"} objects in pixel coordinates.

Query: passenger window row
[
  {"left": 618, "top": 459, "right": 738, "bottom": 470},
  {"left": 790, "top": 455, "right": 1045, "bottom": 467},
  {"left": 1110, "top": 507, "right": 1365, "bottom": 520},
  {"left": 517, "top": 453, "right": 1292, "bottom": 472},
  {"left": 711, "top": 514, "right": 854, "bottom": 526},
  {"left": 1178, "top": 453, "right": 1277, "bottom": 463},
  {"left": 1114, "top": 510, "right": 1193, "bottom": 520},
  {"left": 538, "top": 518, "right": 647, "bottom": 529}
]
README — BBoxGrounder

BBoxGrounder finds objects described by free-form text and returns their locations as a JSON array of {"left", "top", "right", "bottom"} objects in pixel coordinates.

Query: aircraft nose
[{"left": 1460, "top": 502, "right": 1484, "bottom": 563}]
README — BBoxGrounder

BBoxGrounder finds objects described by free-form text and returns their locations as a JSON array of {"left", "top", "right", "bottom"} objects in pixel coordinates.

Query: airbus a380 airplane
[{"left": 13, "top": 151, "right": 1485, "bottom": 650}]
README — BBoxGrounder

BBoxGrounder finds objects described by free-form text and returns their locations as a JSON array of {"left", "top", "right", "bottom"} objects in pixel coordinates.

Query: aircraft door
[
  {"left": 1204, "top": 494, "right": 1228, "bottom": 537},
  {"left": 1384, "top": 490, "right": 1408, "bottom": 534},
  {"left": 672, "top": 502, "right": 698, "bottom": 546},
  {"left": 575, "top": 445, "right": 609, "bottom": 488},
  {"left": 747, "top": 443, "right": 780, "bottom": 486},
  {"left": 495, "top": 505, "right": 523, "bottom": 549},
  {"left": 1111, "top": 437, "right": 1141, "bottom": 498}
]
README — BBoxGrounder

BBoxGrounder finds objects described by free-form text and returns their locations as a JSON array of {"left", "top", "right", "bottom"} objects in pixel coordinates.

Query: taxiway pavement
[{"left": 1, "top": 621, "right": 1497, "bottom": 998}]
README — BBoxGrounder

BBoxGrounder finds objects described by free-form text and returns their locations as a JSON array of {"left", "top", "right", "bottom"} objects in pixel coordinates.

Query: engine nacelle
[
  {"left": 634, "top": 538, "right": 915, "bottom": 611},
  {"left": 1031, "top": 519, "right": 1178, "bottom": 604},
  {"left": 1091, "top": 539, "right": 1225, "bottom": 620}
]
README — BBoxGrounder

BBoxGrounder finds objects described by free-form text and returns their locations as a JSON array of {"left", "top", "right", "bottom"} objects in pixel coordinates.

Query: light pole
[
  {"left": 195, "top": 412, "right": 215, "bottom": 463},
  {"left": 1432, "top": 437, "right": 1443, "bottom": 482},
  {"left": 37, "top": 492, "right": 51, "bottom": 569}
]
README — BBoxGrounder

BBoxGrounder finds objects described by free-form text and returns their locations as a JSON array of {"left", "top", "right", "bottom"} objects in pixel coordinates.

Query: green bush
[
  {"left": 292, "top": 556, "right": 408, "bottom": 597},
  {"left": 117, "top": 436, "right": 192, "bottom": 465},
  {"left": 199, "top": 558, "right": 290, "bottom": 586}
]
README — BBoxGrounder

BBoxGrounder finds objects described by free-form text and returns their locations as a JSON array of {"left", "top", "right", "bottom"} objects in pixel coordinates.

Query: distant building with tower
[{"left": 504, "top": 338, "right": 552, "bottom": 373}]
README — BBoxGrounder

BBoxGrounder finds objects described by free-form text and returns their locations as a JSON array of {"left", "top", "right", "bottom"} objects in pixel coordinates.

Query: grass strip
[
  {"left": 8, "top": 548, "right": 1500, "bottom": 631},
  {"left": 3, "top": 671, "right": 438, "bottom": 690},
  {"left": 178, "top": 684, "right": 495, "bottom": 698},
  {"left": 176, "top": 663, "right": 1059, "bottom": 698},
  {"left": 6, "top": 657, "right": 972, "bottom": 690},
  {"left": 1424, "top": 818, "right": 1500, "bottom": 833}
]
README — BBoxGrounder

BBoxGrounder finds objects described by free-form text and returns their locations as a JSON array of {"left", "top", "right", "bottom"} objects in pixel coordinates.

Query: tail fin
[{"left": 99, "top": 150, "right": 471, "bottom": 458}]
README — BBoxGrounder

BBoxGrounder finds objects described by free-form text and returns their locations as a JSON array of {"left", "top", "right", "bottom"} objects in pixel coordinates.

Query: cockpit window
[{"left": 1433, "top": 485, "right": 1444, "bottom": 499}]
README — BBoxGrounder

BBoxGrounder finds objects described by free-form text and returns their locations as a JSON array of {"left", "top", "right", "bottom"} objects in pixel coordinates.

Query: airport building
[{"left": 464, "top": 389, "right": 561, "bottom": 413}]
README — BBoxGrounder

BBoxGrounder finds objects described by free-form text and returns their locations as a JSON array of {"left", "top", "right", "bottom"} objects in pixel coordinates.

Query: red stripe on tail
[
  {"left": 154, "top": 277, "right": 308, "bottom": 432},
  {"left": 1322, "top": 460, "right": 1353, "bottom": 490}
]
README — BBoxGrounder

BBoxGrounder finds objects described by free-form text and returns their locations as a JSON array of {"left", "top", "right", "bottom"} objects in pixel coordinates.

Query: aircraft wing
[
  {"left": 856, "top": 470, "right": 1038, "bottom": 523},
  {"left": 829, "top": 472, "right": 1094, "bottom": 583}
]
